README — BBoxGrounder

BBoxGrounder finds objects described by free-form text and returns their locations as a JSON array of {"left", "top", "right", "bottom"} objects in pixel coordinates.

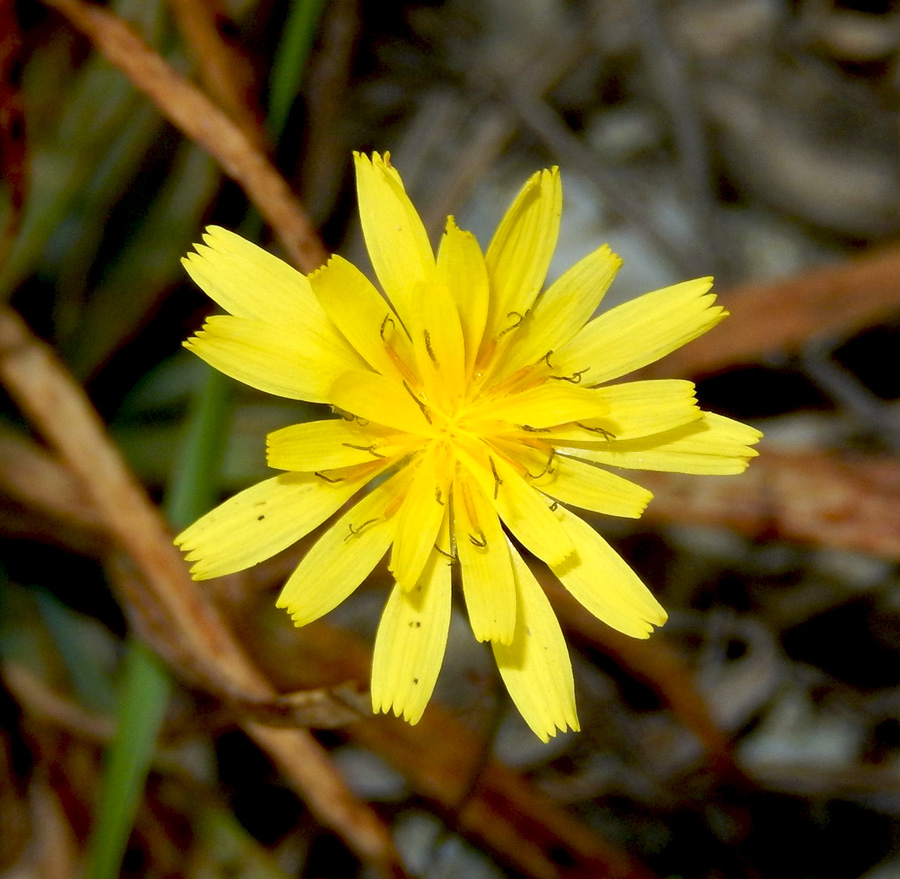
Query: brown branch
[
  {"left": 251, "top": 619, "right": 661, "bottom": 879},
  {"left": 14, "top": 3, "right": 399, "bottom": 869},
  {"left": 0, "top": 428, "right": 109, "bottom": 555},
  {"left": 167, "top": 0, "right": 266, "bottom": 151},
  {"left": 640, "top": 446, "right": 900, "bottom": 559},
  {"left": 3, "top": 663, "right": 114, "bottom": 745},
  {"left": 42, "top": 0, "right": 327, "bottom": 273},
  {"left": 0, "top": 304, "right": 403, "bottom": 878}
]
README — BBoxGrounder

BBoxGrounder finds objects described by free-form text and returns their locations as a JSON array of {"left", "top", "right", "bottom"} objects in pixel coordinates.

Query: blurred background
[{"left": 3, "top": 0, "right": 900, "bottom": 877}]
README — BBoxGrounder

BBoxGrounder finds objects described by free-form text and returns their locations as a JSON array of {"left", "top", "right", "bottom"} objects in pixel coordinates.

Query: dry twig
[
  {"left": 644, "top": 247, "right": 900, "bottom": 378},
  {"left": 4, "top": 663, "right": 115, "bottom": 744},
  {"left": 0, "top": 304, "right": 404, "bottom": 878},
  {"left": 42, "top": 0, "right": 327, "bottom": 272},
  {"left": 167, "top": 0, "right": 266, "bottom": 150},
  {"left": 641, "top": 447, "right": 900, "bottom": 559},
  {"left": 250, "top": 619, "right": 662, "bottom": 879}
]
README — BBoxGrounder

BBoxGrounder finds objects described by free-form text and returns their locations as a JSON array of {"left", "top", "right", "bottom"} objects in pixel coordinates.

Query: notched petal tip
[
  {"left": 175, "top": 545, "right": 221, "bottom": 581},
  {"left": 354, "top": 150, "right": 400, "bottom": 183},
  {"left": 199, "top": 223, "right": 230, "bottom": 243},
  {"left": 372, "top": 698, "right": 425, "bottom": 725},
  {"left": 592, "top": 243, "right": 624, "bottom": 278},
  {"left": 280, "top": 605, "right": 311, "bottom": 628},
  {"left": 173, "top": 528, "right": 203, "bottom": 572},
  {"left": 352, "top": 150, "right": 374, "bottom": 168},
  {"left": 536, "top": 713, "right": 581, "bottom": 743},
  {"left": 726, "top": 448, "right": 761, "bottom": 475},
  {"left": 473, "top": 623, "right": 515, "bottom": 647}
]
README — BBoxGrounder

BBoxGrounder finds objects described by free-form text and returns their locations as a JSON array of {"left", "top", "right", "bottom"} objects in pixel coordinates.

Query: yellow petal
[
  {"left": 482, "top": 168, "right": 562, "bottom": 351},
  {"left": 182, "top": 226, "right": 324, "bottom": 324},
  {"left": 276, "top": 469, "right": 413, "bottom": 626},
  {"left": 492, "top": 548, "right": 579, "bottom": 742},
  {"left": 529, "top": 379, "right": 700, "bottom": 445},
  {"left": 469, "top": 383, "right": 610, "bottom": 430},
  {"left": 185, "top": 315, "right": 366, "bottom": 403},
  {"left": 353, "top": 152, "right": 435, "bottom": 318},
  {"left": 497, "top": 244, "right": 622, "bottom": 381},
  {"left": 505, "top": 447, "right": 653, "bottom": 518},
  {"left": 390, "top": 446, "right": 451, "bottom": 590},
  {"left": 454, "top": 469, "right": 516, "bottom": 644},
  {"left": 479, "top": 452, "right": 574, "bottom": 567},
  {"left": 371, "top": 546, "right": 452, "bottom": 724},
  {"left": 552, "top": 507, "right": 667, "bottom": 638},
  {"left": 595, "top": 380, "right": 700, "bottom": 439},
  {"left": 577, "top": 412, "right": 762, "bottom": 474},
  {"left": 266, "top": 419, "right": 409, "bottom": 471},
  {"left": 176, "top": 468, "right": 377, "bottom": 579},
  {"left": 555, "top": 278, "right": 724, "bottom": 384},
  {"left": 437, "top": 218, "right": 489, "bottom": 375},
  {"left": 308, "top": 255, "right": 405, "bottom": 378},
  {"left": 409, "top": 280, "right": 466, "bottom": 403},
  {"left": 329, "top": 369, "right": 432, "bottom": 434}
]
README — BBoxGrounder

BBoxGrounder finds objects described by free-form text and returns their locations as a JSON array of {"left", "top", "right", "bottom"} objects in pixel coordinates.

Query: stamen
[
  {"left": 540, "top": 350, "right": 554, "bottom": 368},
  {"left": 489, "top": 456, "right": 503, "bottom": 499},
  {"left": 336, "top": 407, "right": 370, "bottom": 426},
  {"left": 575, "top": 422, "right": 616, "bottom": 440},
  {"left": 402, "top": 380, "right": 432, "bottom": 424},
  {"left": 516, "top": 423, "right": 550, "bottom": 433},
  {"left": 423, "top": 330, "right": 437, "bottom": 364},
  {"left": 469, "top": 529, "right": 487, "bottom": 548},
  {"left": 314, "top": 471, "right": 344, "bottom": 483},
  {"left": 381, "top": 310, "right": 412, "bottom": 343},
  {"left": 345, "top": 518, "right": 379, "bottom": 540},
  {"left": 342, "top": 442, "right": 385, "bottom": 459},
  {"left": 498, "top": 309, "right": 528, "bottom": 338},
  {"left": 550, "top": 367, "right": 589, "bottom": 384},
  {"left": 525, "top": 448, "right": 557, "bottom": 480}
]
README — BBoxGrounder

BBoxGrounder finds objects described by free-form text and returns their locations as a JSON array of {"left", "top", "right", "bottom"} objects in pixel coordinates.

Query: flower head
[{"left": 176, "top": 153, "right": 761, "bottom": 741}]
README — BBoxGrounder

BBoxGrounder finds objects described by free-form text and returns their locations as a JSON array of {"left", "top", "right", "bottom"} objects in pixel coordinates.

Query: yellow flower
[{"left": 175, "top": 152, "right": 761, "bottom": 741}]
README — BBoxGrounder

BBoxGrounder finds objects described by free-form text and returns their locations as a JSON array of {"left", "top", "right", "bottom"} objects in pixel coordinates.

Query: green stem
[
  {"left": 85, "top": 369, "right": 230, "bottom": 879},
  {"left": 267, "top": 0, "right": 328, "bottom": 140},
  {"left": 83, "top": 640, "right": 172, "bottom": 879}
]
